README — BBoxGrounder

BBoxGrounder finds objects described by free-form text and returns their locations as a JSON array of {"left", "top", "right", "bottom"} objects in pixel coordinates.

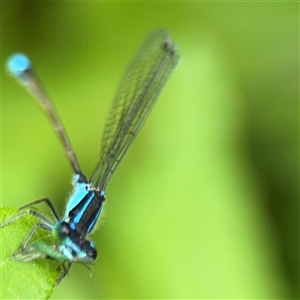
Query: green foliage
[{"left": 1, "top": 207, "right": 60, "bottom": 299}]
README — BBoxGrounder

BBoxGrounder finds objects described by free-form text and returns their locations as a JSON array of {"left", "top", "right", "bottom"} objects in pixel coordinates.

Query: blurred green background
[{"left": 1, "top": 1, "right": 298, "bottom": 299}]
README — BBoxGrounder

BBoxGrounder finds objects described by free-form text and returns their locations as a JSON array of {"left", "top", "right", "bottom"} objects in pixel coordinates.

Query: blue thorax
[{"left": 64, "top": 174, "right": 105, "bottom": 236}]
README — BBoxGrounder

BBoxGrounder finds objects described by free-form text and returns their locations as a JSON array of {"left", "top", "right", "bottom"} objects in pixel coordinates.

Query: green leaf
[{"left": 1, "top": 207, "right": 61, "bottom": 300}]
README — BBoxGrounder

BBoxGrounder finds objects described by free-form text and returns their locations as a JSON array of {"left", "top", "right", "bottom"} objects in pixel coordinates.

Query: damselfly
[{"left": 1, "top": 29, "right": 180, "bottom": 284}]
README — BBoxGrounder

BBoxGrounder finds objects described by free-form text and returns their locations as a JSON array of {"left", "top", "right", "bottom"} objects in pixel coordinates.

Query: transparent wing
[{"left": 90, "top": 29, "right": 180, "bottom": 190}]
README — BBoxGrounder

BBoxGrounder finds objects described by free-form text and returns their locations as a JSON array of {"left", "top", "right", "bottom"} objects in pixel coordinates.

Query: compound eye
[
  {"left": 56, "top": 221, "right": 72, "bottom": 239},
  {"left": 60, "top": 222, "right": 71, "bottom": 235},
  {"left": 86, "top": 242, "right": 97, "bottom": 259},
  {"left": 89, "top": 248, "right": 97, "bottom": 259}
]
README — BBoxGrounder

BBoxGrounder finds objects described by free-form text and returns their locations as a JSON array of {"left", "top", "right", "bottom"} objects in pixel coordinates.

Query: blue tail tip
[{"left": 7, "top": 53, "right": 31, "bottom": 77}]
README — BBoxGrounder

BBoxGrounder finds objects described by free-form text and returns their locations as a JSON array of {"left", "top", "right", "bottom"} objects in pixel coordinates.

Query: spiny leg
[
  {"left": 15, "top": 222, "right": 52, "bottom": 252},
  {"left": 19, "top": 197, "right": 60, "bottom": 221},
  {"left": 1, "top": 207, "right": 54, "bottom": 228}
]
